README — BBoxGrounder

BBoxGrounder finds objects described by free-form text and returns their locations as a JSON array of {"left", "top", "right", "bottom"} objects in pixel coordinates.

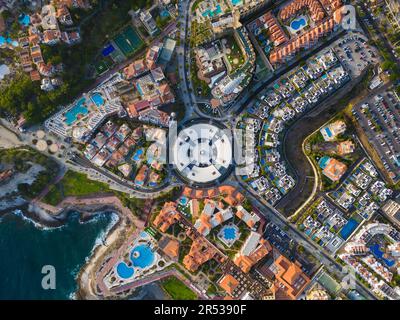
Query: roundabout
[{"left": 171, "top": 119, "right": 233, "bottom": 185}]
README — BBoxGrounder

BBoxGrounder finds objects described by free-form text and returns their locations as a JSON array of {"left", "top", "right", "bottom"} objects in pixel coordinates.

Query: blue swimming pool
[
  {"left": 231, "top": 0, "right": 243, "bottom": 6},
  {"left": 116, "top": 262, "right": 134, "bottom": 279},
  {"left": 137, "top": 83, "right": 144, "bottom": 96},
  {"left": 160, "top": 9, "right": 170, "bottom": 18},
  {"left": 325, "top": 127, "right": 333, "bottom": 138},
  {"left": 370, "top": 243, "right": 395, "bottom": 267},
  {"left": 319, "top": 156, "right": 330, "bottom": 169},
  {"left": 340, "top": 219, "right": 359, "bottom": 240},
  {"left": 202, "top": 4, "right": 222, "bottom": 17},
  {"left": 18, "top": 14, "right": 30, "bottom": 27},
  {"left": 132, "top": 149, "right": 144, "bottom": 161},
  {"left": 223, "top": 227, "right": 237, "bottom": 240},
  {"left": 179, "top": 196, "right": 189, "bottom": 206},
  {"left": 64, "top": 98, "right": 88, "bottom": 126},
  {"left": 0, "top": 36, "right": 18, "bottom": 47},
  {"left": 130, "top": 244, "right": 155, "bottom": 269},
  {"left": 91, "top": 93, "right": 104, "bottom": 107},
  {"left": 290, "top": 17, "right": 307, "bottom": 31}
]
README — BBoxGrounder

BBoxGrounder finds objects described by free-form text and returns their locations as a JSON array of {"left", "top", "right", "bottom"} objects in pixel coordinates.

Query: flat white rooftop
[{"left": 172, "top": 123, "right": 232, "bottom": 184}]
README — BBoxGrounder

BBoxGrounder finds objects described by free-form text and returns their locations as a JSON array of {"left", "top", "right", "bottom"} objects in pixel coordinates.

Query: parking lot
[
  {"left": 333, "top": 32, "right": 380, "bottom": 77},
  {"left": 353, "top": 88, "right": 400, "bottom": 183}
]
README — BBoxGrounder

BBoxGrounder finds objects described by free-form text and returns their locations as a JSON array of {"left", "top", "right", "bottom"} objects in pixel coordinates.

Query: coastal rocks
[{"left": 0, "top": 196, "right": 27, "bottom": 213}]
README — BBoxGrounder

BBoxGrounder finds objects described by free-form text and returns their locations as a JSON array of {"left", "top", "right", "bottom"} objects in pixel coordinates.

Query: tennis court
[{"left": 113, "top": 26, "right": 144, "bottom": 57}]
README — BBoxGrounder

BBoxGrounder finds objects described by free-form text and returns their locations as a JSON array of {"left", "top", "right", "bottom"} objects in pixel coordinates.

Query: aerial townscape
[{"left": 1, "top": 0, "right": 400, "bottom": 304}]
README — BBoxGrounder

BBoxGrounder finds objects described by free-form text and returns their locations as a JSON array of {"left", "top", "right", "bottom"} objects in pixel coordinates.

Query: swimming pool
[
  {"left": 18, "top": 14, "right": 30, "bottom": 27},
  {"left": 223, "top": 227, "right": 237, "bottom": 240},
  {"left": 160, "top": 9, "right": 170, "bottom": 18},
  {"left": 130, "top": 244, "right": 155, "bottom": 269},
  {"left": 324, "top": 127, "right": 333, "bottom": 138},
  {"left": 202, "top": 5, "right": 222, "bottom": 17},
  {"left": 231, "top": 0, "right": 243, "bottom": 6},
  {"left": 218, "top": 224, "right": 240, "bottom": 247},
  {"left": 136, "top": 83, "right": 144, "bottom": 96},
  {"left": 179, "top": 196, "right": 189, "bottom": 206},
  {"left": 132, "top": 149, "right": 144, "bottom": 161},
  {"left": 0, "top": 36, "right": 18, "bottom": 47},
  {"left": 91, "top": 93, "right": 104, "bottom": 107},
  {"left": 340, "top": 219, "right": 358, "bottom": 240},
  {"left": 319, "top": 156, "right": 330, "bottom": 169},
  {"left": 64, "top": 98, "right": 88, "bottom": 126},
  {"left": 290, "top": 17, "right": 307, "bottom": 31},
  {"left": 116, "top": 262, "right": 134, "bottom": 279},
  {"left": 369, "top": 243, "right": 395, "bottom": 267}
]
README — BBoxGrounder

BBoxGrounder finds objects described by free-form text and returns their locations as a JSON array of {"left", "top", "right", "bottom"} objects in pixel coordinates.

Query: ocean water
[{"left": 0, "top": 211, "right": 116, "bottom": 300}]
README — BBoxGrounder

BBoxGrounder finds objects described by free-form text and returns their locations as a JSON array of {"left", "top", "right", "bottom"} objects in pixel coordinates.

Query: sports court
[{"left": 113, "top": 26, "right": 144, "bottom": 57}]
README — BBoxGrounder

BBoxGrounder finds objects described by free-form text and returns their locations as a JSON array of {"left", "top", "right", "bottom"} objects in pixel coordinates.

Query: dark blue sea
[{"left": 0, "top": 210, "right": 116, "bottom": 300}]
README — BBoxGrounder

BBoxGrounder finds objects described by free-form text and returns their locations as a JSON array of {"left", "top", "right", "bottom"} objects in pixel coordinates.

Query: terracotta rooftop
[
  {"left": 159, "top": 236, "right": 180, "bottom": 260},
  {"left": 274, "top": 255, "right": 310, "bottom": 300},
  {"left": 218, "top": 274, "right": 239, "bottom": 296}
]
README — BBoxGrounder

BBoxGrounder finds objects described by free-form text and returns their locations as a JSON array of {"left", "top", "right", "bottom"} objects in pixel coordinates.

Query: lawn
[
  {"left": 42, "top": 185, "right": 63, "bottom": 206},
  {"left": 224, "top": 35, "right": 245, "bottom": 72},
  {"left": 161, "top": 276, "right": 197, "bottom": 300},
  {"left": 43, "top": 170, "right": 111, "bottom": 205},
  {"left": 60, "top": 170, "right": 111, "bottom": 196}
]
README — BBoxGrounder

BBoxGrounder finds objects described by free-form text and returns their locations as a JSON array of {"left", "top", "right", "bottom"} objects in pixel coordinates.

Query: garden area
[
  {"left": 161, "top": 276, "right": 197, "bottom": 300},
  {"left": 304, "top": 116, "right": 362, "bottom": 191},
  {"left": 43, "top": 170, "right": 112, "bottom": 205},
  {"left": 224, "top": 35, "right": 245, "bottom": 73},
  {"left": 42, "top": 169, "right": 150, "bottom": 214},
  {"left": 190, "top": 19, "right": 213, "bottom": 48},
  {"left": 0, "top": 0, "right": 147, "bottom": 125}
]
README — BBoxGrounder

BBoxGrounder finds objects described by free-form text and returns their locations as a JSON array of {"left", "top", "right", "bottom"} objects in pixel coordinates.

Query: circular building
[
  {"left": 36, "top": 130, "right": 46, "bottom": 139},
  {"left": 172, "top": 121, "right": 233, "bottom": 185},
  {"left": 36, "top": 139, "right": 48, "bottom": 152},
  {"left": 49, "top": 143, "right": 59, "bottom": 154}
]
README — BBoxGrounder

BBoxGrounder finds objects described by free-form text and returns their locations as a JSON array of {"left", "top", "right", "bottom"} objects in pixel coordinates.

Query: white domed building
[{"left": 171, "top": 122, "right": 233, "bottom": 184}]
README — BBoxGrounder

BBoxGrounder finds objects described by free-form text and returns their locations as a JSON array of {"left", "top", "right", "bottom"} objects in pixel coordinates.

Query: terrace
[
  {"left": 104, "top": 231, "right": 171, "bottom": 289},
  {"left": 45, "top": 73, "right": 124, "bottom": 141},
  {"left": 247, "top": 0, "right": 345, "bottom": 67}
]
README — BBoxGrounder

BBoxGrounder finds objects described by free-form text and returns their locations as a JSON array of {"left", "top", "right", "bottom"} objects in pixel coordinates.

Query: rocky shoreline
[{"left": 0, "top": 195, "right": 141, "bottom": 300}]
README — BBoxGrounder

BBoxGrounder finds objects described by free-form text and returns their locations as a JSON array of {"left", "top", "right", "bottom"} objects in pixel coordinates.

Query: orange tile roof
[
  {"left": 269, "top": 15, "right": 339, "bottom": 65},
  {"left": 225, "top": 196, "right": 236, "bottom": 206},
  {"left": 279, "top": 0, "right": 325, "bottom": 22},
  {"left": 160, "top": 237, "right": 180, "bottom": 259},
  {"left": 183, "top": 238, "right": 216, "bottom": 272},
  {"left": 274, "top": 255, "right": 310, "bottom": 300},
  {"left": 218, "top": 274, "right": 239, "bottom": 296},
  {"left": 153, "top": 202, "right": 181, "bottom": 233},
  {"left": 236, "top": 210, "right": 244, "bottom": 219},
  {"left": 30, "top": 70, "right": 41, "bottom": 81},
  {"left": 215, "top": 212, "right": 224, "bottom": 224},
  {"left": 322, "top": 158, "right": 347, "bottom": 181},
  {"left": 234, "top": 240, "right": 271, "bottom": 273},
  {"left": 183, "top": 187, "right": 192, "bottom": 197},
  {"left": 195, "top": 189, "right": 204, "bottom": 199}
]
